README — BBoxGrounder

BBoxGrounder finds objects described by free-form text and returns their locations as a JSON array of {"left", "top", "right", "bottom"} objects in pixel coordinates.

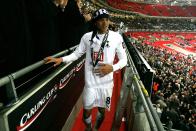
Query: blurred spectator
[{"left": 57, "top": 0, "right": 92, "bottom": 50}]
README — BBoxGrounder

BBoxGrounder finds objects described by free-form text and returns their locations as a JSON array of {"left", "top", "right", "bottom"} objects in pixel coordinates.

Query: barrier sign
[{"left": 0, "top": 56, "right": 85, "bottom": 131}]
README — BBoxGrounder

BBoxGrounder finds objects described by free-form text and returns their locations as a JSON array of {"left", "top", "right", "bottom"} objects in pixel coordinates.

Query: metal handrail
[
  {"left": 132, "top": 75, "right": 158, "bottom": 131},
  {"left": 113, "top": 41, "right": 160, "bottom": 130},
  {"left": 123, "top": 33, "right": 164, "bottom": 131},
  {"left": 134, "top": 75, "right": 165, "bottom": 131},
  {"left": 0, "top": 45, "right": 77, "bottom": 87},
  {"left": 128, "top": 51, "right": 159, "bottom": 131}
]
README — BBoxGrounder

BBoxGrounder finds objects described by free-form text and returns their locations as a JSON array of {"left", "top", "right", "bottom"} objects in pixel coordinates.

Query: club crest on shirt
[{"left": 93, "top": 52, "right": 104, "bottom": 62}]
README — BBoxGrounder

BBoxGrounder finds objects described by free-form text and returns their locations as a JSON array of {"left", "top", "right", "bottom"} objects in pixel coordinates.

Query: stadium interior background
[{"left": 0, "top": 0, "right": 195, "bottom": 131}]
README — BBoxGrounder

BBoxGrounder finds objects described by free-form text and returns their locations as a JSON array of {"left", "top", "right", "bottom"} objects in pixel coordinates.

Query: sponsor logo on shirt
[{"left": 93, "top": 52, "right": 104, "bottom": 62}]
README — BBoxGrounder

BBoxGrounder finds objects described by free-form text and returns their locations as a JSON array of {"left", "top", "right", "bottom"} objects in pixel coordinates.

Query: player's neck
[{"left": 97, "top": 29, "right": 108, "bottom": 34}]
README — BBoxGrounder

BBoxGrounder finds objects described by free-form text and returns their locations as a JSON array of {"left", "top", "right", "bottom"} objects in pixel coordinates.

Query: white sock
[
  {"left": 96, "top": 111, "right": 102, "bottom": 120},
  {"left": 84, "top": 115, "right": 92, "bottom": 127}
]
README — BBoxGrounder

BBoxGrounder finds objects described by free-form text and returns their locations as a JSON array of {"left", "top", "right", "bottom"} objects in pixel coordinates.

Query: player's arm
[
  {"left": 44, "top": 34, "right": 87, "bottom": 67},
  {"left": 112, "top": 38, "right": 127, "bottom": 72}
]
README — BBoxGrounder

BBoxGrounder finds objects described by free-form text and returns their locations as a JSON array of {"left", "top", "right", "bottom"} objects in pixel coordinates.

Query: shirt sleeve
[
  {"left": 112, "top": 35, "right": 127, "bottom": 72},
  {"left": 62, "top": 34, "right": 86, "bottom": 63}
]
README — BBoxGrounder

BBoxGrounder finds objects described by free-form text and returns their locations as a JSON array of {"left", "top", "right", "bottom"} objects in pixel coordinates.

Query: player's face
[{"left": 95, "top": 18, "right": 109, "bottom": 34}]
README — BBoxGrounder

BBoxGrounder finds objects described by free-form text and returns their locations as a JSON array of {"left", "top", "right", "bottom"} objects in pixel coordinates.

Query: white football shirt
[{"left": 62, "top": 30, "right": 127, "bottom": 89}]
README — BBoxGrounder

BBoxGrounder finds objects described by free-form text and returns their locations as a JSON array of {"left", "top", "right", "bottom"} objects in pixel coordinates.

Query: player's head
[
  {"left": 92, "top": 8, "right": 109, "bottom": 22},
  {"left": 92, "top": 8, "right": 110, "bottom": 33}
]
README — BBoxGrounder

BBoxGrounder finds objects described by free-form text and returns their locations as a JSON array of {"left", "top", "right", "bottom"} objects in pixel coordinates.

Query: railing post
[
  {"left": 5, "top": 75, "right": 18, "bottom": 106},
  {"left": 133, "top": 75, "right": 144, "bottom": 113},
  {"left": 133, "top": 75, "right": 158, "bottom": 131}
]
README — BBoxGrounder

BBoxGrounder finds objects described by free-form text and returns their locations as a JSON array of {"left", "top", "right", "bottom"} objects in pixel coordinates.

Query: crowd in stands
[
  {"left": 129, "top": 32, "right": 196, "bottom": 131},
  {"left": 106, "top": 0, "right": 196, "bottom": 17},
  {"left": 83, "top": 0, "right": 196, "bottom": 33},
  {"left": 111, "top": 16, "right": 196, "bottom": 31},
  {"left": 129, "top": 32, "right": 196, "bottom": 53},
  {"left": 123, "top": 0, "right": 195, "bottom": 6}
]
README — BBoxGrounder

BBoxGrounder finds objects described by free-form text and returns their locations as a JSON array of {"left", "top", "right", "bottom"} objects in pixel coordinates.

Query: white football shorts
[{"left": 82, "top": 87, "right": 113, "bottom": 110}]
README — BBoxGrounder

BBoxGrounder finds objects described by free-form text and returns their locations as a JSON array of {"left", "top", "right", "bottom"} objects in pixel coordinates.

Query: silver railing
[{"left": 0, "top": 45, "right": 77, "bottom": 107}]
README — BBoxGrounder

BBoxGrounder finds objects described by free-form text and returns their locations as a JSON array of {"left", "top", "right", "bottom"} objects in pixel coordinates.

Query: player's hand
[
  {"left": 53, "top": 0, "right": 68, "bottom": 10},
  {"left": 93, "top": 63, "right": 113, "bottom": 77},
  {"left": 83, "top": 13, "right": 91, "bottom": 22},
  {"left": 44, "top": 56, "right": 63, "bottom": 67}
]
